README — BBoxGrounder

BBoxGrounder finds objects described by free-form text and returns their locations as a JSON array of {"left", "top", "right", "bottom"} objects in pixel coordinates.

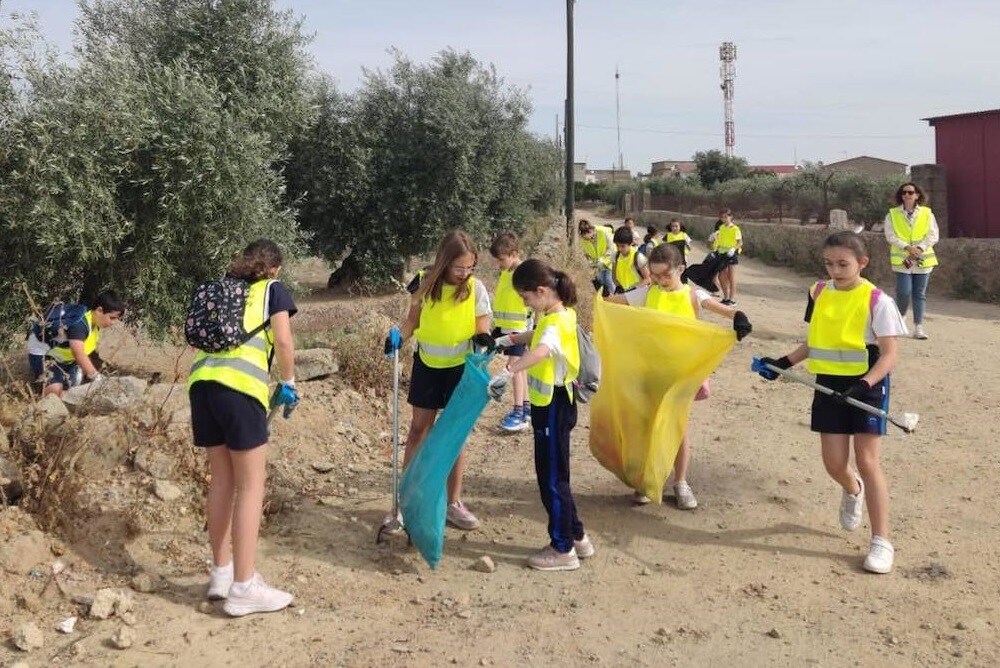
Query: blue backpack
[{"left": 31, "top": 302, "right": 89, "bottom": 345}]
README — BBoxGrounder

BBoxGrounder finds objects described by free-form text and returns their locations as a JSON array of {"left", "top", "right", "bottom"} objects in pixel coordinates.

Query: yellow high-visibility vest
[
  {"left": 889, "top": 207, "right": 938, "bottom": 268},
  {"left": 492, "top": 269, "right": 529, "bottom": 331},
  {"left": 414, "top": 278, "right": 477, "bottom": 368},
  {"left": 715, "top": 224, "right": 740, "bottom": 252},
  {"left": 643, "top": 284, "right": 697, "bottom": 320},
  {"left": 614, "top": 247, "right": 643, "bottom": 291},
  {"left": 527, "top": 309, "right": 580, "bottom": 407},
  {"left": 582, "top": 225, "right": 614, "bottom": 269},
  {"left": 188, "top": 279, "right": 274, "bottom": 409},
  {"left": 48, "top": 310, "right": 99, "bottom": 364},
  {"left": 806, "top": 279, "right": 875, "bottom": 376}
]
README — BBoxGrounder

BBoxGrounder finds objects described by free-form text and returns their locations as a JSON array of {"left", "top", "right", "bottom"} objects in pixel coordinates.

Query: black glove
[
  {"left": 840, "top": 379, "right": 871, "bottom": 401},
  {"left": 758, "top": 356, "right": 792, "bottom": 381},
  {"left": 472, "top": 332, "right": 496, "bottom": 354},
  {"left": 733, "top": 311, "right": 752, "bottom": 341}
]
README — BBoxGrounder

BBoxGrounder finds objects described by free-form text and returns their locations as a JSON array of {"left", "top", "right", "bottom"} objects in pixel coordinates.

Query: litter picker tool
[
  {"left": 751, "top": 356, "right": 919, "bottom": 434},
  {"left": 377, "top": 347, "right": 405, "bottom": 543}
]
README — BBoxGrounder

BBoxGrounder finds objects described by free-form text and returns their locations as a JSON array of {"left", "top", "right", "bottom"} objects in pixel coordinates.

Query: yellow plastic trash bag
[{"left": 589, "top": 297, "right": 735, "bottom": 502}]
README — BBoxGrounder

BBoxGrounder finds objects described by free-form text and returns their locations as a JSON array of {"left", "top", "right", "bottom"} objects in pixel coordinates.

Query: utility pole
[
  {"left": 719, "top": 41, "right": 737, "bottom": 158},
  {"left": 615, "top": 65, "right": 623, "bottom": 182},
  {"left": 564, "top": 0, "right": 575, "bottom": 241}
]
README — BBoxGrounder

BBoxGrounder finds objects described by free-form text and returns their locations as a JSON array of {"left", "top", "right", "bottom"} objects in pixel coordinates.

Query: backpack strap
[{"left": 814, "top": 279, "right": 881, "bottom": 316}]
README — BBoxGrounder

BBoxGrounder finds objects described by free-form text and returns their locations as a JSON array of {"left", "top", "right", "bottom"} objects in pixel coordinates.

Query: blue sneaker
[{"left": 500, "top": 408, "right": 528, "bottom": 432}]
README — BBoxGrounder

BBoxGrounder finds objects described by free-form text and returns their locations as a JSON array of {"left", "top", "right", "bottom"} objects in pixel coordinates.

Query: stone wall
[{"left": 638, "top": 210, "right": 1000, "bottom": 304}]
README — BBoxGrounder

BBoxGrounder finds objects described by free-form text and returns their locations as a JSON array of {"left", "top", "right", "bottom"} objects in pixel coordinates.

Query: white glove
[
  {"left": 487, "top": 369, "right": 512, "bottom": 401},
  {"left": 494, "top": 334, "right": 515, "bottom": 350},
  {"left": 726, "top": 248, "right": 736, "bottom": 257},
  {"left": 88, "top": 372, "right": 106, "bottom": 386}
]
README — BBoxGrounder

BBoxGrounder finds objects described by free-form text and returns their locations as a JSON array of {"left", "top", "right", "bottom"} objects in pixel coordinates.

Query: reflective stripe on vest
[
  {"left": 48, "top": 310, "right": 98, "bottom": 364},
  {"left": 187, "top": 279, "right": 274, "bottom": 409},
  {"left": 715, "top": 224, "right": 740, "bottom": 252},
  {"left": 806, "top": 279, "right": 874, "bottom": 376},
  {"left": 492, "top": 269, "right": 529, "bottom": 330},
  {"left": 527, "top": 309, "right": 580, "bottom": 407},
  {"left": 582, "top": 226, "right": 614, "bottom": 268},
  {"left": 614, "top": 247, "right": 642, "bottom": 291},
  {"left": 643, "top": 284, "right": 696, "bottom": 319},
  {"left": 415, "top": 278, "right": 477, "bottom": 369},
  {"left": 889, "top": 207, "right": 938, "bottom": 268}
]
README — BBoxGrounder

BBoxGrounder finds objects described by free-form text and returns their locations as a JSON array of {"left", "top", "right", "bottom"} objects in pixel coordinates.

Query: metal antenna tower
[
  {"left": 719, "top": 42, "right": 737, "bottom": 158},
  {"left": 615, "top": 65, "right": 623, "bottom": 176}
]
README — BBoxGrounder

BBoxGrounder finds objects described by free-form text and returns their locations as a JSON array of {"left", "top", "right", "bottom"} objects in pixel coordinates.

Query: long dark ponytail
[{"left": 512, "top": 258, "right": 577, "bottom": 307}]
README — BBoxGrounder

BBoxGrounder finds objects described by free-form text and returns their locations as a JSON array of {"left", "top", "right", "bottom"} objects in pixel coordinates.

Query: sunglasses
[{"left": 901, "top": 190, "right": 917, "bottom": 195}]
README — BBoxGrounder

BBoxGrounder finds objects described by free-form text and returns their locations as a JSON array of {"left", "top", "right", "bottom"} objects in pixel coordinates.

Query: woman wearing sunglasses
[{"left": 883, "top": 182, "right": 939, "bottom": 340}]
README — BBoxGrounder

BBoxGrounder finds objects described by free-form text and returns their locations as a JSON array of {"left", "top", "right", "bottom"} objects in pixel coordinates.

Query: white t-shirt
[
  {"left": 804, "top": 283, "right": 908, "bottom": 343},
  {"left": 624, "top": 284, "right": 713, "bottom": 309},
  {"left": 536, "top": 318, "right": 571, "bottom": 387},
  {"left": 471, "top": 279, "right": 492, "bottom": 318}
]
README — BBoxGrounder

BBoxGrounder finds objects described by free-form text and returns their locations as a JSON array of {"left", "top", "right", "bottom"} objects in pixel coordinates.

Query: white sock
[{"left": 211, "top": 562, "right": 233, "bottom": 575}]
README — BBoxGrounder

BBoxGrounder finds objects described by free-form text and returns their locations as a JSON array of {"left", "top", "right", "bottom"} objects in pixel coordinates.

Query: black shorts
[
  {"left": 408, "top": 352, "right": 465, "bottom": 410},
  {"left": 810, "top": 374, "right": 889, "bottom": 436},
  {"left": 190, "top": 381, "right": 269, "bottom": 450}
]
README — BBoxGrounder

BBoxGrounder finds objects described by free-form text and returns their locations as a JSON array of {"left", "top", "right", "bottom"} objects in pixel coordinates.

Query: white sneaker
[
  {"left": 446, "top": 501, "right": 480, "bottom": 530},
  {"left": 913, "top": 324, "right": 928, "bottom": 340},
  {"left": 223, "top": 573, "right": 293, "bottom": 617},
  {"left": 574, "top": 534, "right": 595, "bottom": 559},
  {"left": 207, "top": 562, "right": 233, "bottom": 600},
  {"left": 839, "top": 475, "right": 865, "bottom": 531},
  {"left": 527, "top": 545, "right": 580, "bottom": 572},
  {"left": 674, "top": 481, "right": 698, "bottom": 510},
  {"left": 863, "top": 536, "right": 894, "bottom": 574},
  {"left": 632, "top": 491, "right": 651, "bottom": 505}
]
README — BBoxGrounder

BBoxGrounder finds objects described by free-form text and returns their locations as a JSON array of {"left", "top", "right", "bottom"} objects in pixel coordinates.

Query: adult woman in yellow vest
[
  {"left": 188, "top": 239, "right": 299, "bottom": 616},
  {"left": 40, "top": 290, "right": 126, "bottom": 397},
  {"left": 714, "top": 209, "right": 743, "bottom": 305},
  {"left": 883, "top": 182, "right": 939, "bottom": 340},
  {"left": 611, "top": 226, "right": 651, "bottom": 293},
  {"left": 757, "top": 232, "right": 907, "bottom": 574},
  {"left": 577, "top": 219, "right": 615, "bottom": 296},
  {"left": 487, "top": 259, "right": 591, "bottom": 571},
  {"left": 384, "top": 230, "right": 492, "bottom": 531},
  {"left": 607, "top": 244, "right": 752, "bottom": 509}
]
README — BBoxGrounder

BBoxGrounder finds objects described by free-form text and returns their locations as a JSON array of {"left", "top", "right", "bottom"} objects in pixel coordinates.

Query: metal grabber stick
[
  {"left": 377, "top": 347, "right": 404, "bottom": 542},
  {"left": 751, "top": 356, "right": 920, "bottom": 434}
]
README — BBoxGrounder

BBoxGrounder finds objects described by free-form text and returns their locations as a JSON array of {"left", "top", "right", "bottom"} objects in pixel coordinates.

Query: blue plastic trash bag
[{"left": 399, "top": 352, "right": 492, "bottom": 569}]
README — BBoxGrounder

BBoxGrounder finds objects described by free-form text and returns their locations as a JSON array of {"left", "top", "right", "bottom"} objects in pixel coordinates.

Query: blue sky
[{"left": 5, "top": 0, "right": 1000, "bottom": 172}]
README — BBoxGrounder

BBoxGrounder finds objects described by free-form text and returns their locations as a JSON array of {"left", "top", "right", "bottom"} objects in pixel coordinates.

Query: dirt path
[{"left": 3, "top": 215, "right": 1000, "bottom": 666}]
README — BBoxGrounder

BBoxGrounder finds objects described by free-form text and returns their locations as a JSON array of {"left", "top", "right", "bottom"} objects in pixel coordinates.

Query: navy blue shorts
[
  {"left": 491, "top": 327, "right": 527, "bottom": 357},
  {"left": 407, "top": 352, "right": 465, "bottom": 410},
  {"left": 190, "top": 381, "right": 269, "bottom": 450},
  {"left": 46, "top": 362, "right": 82, "bottom": 390},
  {"left": 810, "top": 374, "right": 889, "bottom": 436}
]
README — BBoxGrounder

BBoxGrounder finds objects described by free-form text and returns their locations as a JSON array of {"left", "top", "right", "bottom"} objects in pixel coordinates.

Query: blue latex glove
[
  {"left": 751, "top": 356, "right": 792, "bottom": 381},
  {"left": 384, "top": 326, "right": 403, "bottom": 356},
  {"left": 270, "top": 381, "right": 300, "bottom": 419}
]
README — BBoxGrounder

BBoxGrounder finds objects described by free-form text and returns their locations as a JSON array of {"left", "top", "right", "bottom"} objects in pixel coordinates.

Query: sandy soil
[{"left": 2, "top": 213, "right": 1000, "bottom": 667}]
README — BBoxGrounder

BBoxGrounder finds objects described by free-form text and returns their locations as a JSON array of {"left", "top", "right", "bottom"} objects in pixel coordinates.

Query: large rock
[
  {"left": 293, "top": 348, "right": 339, "bottom": 381},
  {"left": 134, "top": 446, "right": 176, "bottom": 479},
  {"left": 64, "top": 376, "right": 147, "bottom": 416},
  {"left": 0, "top": 452, "right": 24, "bottom": 504},
  {"left": 0, "top": 529, "right": 49, "bottom": 574},
  {"left": 34, "top": 394, "right": 70, "bottom": 427},
  {"left": 144, "top": 383, "right": 188, "bottom": 418}
]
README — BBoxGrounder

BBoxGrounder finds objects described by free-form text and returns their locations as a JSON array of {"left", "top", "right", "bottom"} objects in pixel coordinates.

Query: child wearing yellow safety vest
[
  {"left": 757, "top": 231, "right": 907, "bottom": 574},
  {"left": 385, "top": 230, "right": 492, "bottom": 532},
  {"left": 488, "top": 259, "right": 592, "bottom": 571},
  {"left": 39, "top": 290, "right": 126, "bottom": 398},
  {"left": 607, "top": 244, "right": 752, "bottom": 509},
  {"left": 188, "top": 239, "right": 299, "bottom": 616},
  {"left": 577, "top": 219, "right": 615, "bottom": 296},
  {"left": 666, "top": 219, "right": 693, "bottom": 264},
  {"left": 639, "top": 224, "right": 662, "bottom": 257},
  {"left": 489, "top": 233, "right": 532, "bottom": 432},
  {"left": 713, "top": 208, "right": 742, "bottom": 305},
  {"left": 611, "top": 226, "right": 651, "bottom": 294}
]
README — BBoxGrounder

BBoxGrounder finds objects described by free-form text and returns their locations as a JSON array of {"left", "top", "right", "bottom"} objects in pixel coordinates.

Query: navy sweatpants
[{"left": 531, "top": 386, "right": 585, "bottom": 553}]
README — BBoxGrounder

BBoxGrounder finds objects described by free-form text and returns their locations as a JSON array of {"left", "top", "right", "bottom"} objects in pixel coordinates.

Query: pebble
[
  {"left": 89, "top": 588, "right": 119, "bottom": 619},
  {"left": 311, "top": 461, "right": 335, "bottom": 473},
  {"left": 111, "top": 625, "right": 135, "bottom": 650},
  {"left": 472, "top": 556, "right": 496, "bottom": 573},
  {"left": 56, "top": 616, "right": 78, "bottom": 634},
  {"left": 153, "top": 479, "right": 182, "bottom": 502},
  {"left": 766, "top": 628, "right": 782, "bottom": 639},
  {"left": 197, "top": 601, "right": 215, "bottom": 614},
  {"left": 130, "top": 573, "right": 158, "bottom": 593},
  {"left": 641, "top": 567, "right": 652, "bottom": 576},
  {"left": 456, "top": 610, "right": 472, "bottom": 619},
  {"left": 13, "top": 622, "right": 44, "bottom": 651}
]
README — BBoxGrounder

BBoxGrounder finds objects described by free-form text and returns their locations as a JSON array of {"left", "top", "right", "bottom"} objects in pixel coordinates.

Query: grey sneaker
[
  {"left": 574, "top": 534, "right": 595, "bottom": 559},
  {"left": 527, "top": 545, "right": 580, "bottom": 572},
  {"left": 674, "top": 481, "right": 698, "bottom": 510},
  {"left": 839, "top": 475, "right": 865, "bottom": 531},
  {"left": 446, "top": 501, "right": 480, "bottom": 530},
  {"left": 632, "top": 491, "right": 652, "bottom": 505},
  {"left": 863, "top": 536, "right": 894, "bottom": 574},
  {"left": 222, "top": 573, "right": 293, "bottom": 617},
  {"left": 913, "top": 324, "right": 928, "bottom": 340},
  {"left": 207, "top": 562, "right": 233, "bottom": 600}
]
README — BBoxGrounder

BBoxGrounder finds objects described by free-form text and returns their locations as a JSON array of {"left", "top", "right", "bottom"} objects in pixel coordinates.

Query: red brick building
[{"left": 924, "top": 109, "right": 1000, "bottom": 238}]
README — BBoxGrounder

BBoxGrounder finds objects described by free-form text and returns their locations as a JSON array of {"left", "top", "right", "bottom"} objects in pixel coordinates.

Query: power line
[{"left": 576, "top": 123, "right": 928, "bottom": 140}]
